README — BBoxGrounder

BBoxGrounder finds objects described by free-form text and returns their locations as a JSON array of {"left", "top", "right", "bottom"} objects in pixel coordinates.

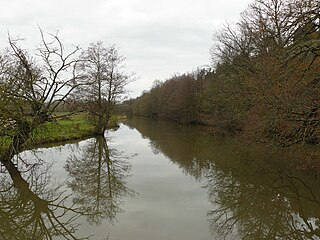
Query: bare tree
[
  {"left": 0, "top": 29, "right": 82, "bottom": 163},
  {"left": 73, "top": 42, "right": 133, "bottom": 135}
]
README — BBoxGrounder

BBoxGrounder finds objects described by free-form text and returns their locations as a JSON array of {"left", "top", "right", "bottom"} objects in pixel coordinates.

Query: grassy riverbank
[
  {"left": 0, "top": 113, "right": 122, "bottom": 150},
  {"left": 28, "top": 113, "right": 95, "bottom": 145},
  {"left": 30, "top": 113, "right": 122, "bottom": 145}
]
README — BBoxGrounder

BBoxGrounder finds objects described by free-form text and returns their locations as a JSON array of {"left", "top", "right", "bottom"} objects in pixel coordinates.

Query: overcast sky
[{"left": 0, "top": 0, "right": 252, "bottom": 98}]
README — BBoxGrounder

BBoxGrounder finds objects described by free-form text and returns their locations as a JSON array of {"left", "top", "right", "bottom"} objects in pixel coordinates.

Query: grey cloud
[{"left": 0, "top": 0, "right": 252, "bottom": 97}]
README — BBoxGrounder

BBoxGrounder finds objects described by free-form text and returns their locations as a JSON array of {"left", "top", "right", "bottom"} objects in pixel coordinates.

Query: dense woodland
[{"left": 124, "top": 0, "right": 320, "bottom": 148}]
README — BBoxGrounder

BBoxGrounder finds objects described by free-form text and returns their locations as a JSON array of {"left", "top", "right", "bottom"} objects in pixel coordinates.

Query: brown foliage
[{"left": 128, "top": 0, "right": 320, "bottom": 148}]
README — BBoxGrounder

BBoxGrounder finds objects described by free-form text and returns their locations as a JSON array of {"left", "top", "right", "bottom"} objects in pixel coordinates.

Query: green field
[
  {"left": 28, "top": 113, "right": 95, "bottom": 145},
  {"left": 1, "top": 113, "right": 122, "bottom": 150}
]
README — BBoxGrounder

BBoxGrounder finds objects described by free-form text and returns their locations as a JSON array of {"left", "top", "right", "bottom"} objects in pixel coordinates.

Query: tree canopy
[{"left": 126, "top": 0, "right": 320, "bottom": 148}]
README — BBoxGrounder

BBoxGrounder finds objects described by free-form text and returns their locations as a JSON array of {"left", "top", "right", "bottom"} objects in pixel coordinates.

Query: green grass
[
  {"left": 1, "top": 113, "right": 123, "bottom": 151},
  {"left": 28, "top": 113, "right": 95, "bottom": 145}
]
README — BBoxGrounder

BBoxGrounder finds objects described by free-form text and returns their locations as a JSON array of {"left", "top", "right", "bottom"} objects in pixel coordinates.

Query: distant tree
[
  {"left": 73, "top": 42, "right": 133, "bottom": 135},
  {"left": 163, "top": 74, "right": 198, "bottom": 122},
  {"left": 132, "top": 73, "right": 199, "bottom": 123}
]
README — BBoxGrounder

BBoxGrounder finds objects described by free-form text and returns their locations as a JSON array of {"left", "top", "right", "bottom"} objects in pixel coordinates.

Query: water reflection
[
  {"left": 0, "top": 153, "right": 87, "bottom": 240},
  {"left": 124, "top": 117, "right": 320, "bottom": 240},
  {"left": 206, "top": 158, "right": 320, "bottom": 240},
  {"left": 124, "top": 117, "right": 213, "bottom": 180},
  {"left": 2, "top": 117, "right": 319, "bottom": 239},
  {"left": 65, "top": 136, "right": 135, "bottom": 225}
]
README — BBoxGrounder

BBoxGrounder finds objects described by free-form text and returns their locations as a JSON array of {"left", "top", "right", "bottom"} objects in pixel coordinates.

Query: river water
[{"left": 1, "top": 117, "right": 320, "bottom": 239}]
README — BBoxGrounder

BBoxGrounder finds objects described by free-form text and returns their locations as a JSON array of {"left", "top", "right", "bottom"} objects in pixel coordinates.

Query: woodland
[{"left": 125, "top": 0, "right": 320, "bottom": 148}]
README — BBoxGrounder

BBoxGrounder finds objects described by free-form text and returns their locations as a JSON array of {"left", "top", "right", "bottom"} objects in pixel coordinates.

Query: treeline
[
  {"left": 123, "top": 0, "right": 320, "bottom": 147},
  {"left": 122, "top": 71, "right": 209, "bottom": 123}
]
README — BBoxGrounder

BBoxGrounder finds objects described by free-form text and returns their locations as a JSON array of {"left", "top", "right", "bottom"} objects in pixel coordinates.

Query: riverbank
[
  {"left": 124, "top": 116, "right": 320, "bottom": 171},
  {"left": 27, "top": 113, "right": 95, "bottom": 145},
  {"left": 1, "top": 113, "right": 122, "bottom": 151}
]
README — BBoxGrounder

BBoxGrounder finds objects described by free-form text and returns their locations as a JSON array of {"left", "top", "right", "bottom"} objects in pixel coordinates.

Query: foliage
[
  {"left": 130, "top": 71, "right": 208, "bottom": 124},
  {"left": 126, "top": 0, "right": 320, "bottom": 147}
]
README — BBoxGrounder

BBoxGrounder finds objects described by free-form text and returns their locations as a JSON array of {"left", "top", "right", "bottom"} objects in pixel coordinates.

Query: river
[{"left": 1, "top": 117, "right": 320, "bottom": 239}]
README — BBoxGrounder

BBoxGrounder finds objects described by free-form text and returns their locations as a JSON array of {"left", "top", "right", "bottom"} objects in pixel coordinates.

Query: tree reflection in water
[
  {"left": 205, "top": 157, "right": 320, "bottom": 240},
  {"left": 0, "top": 153, "right": 88, "bottom": 240},
  {"left": 124, "top": 117, "right": 320, "bottom": 240},
  {"left": 65, "top": 136, "right": 135, "bottom": 225}
]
